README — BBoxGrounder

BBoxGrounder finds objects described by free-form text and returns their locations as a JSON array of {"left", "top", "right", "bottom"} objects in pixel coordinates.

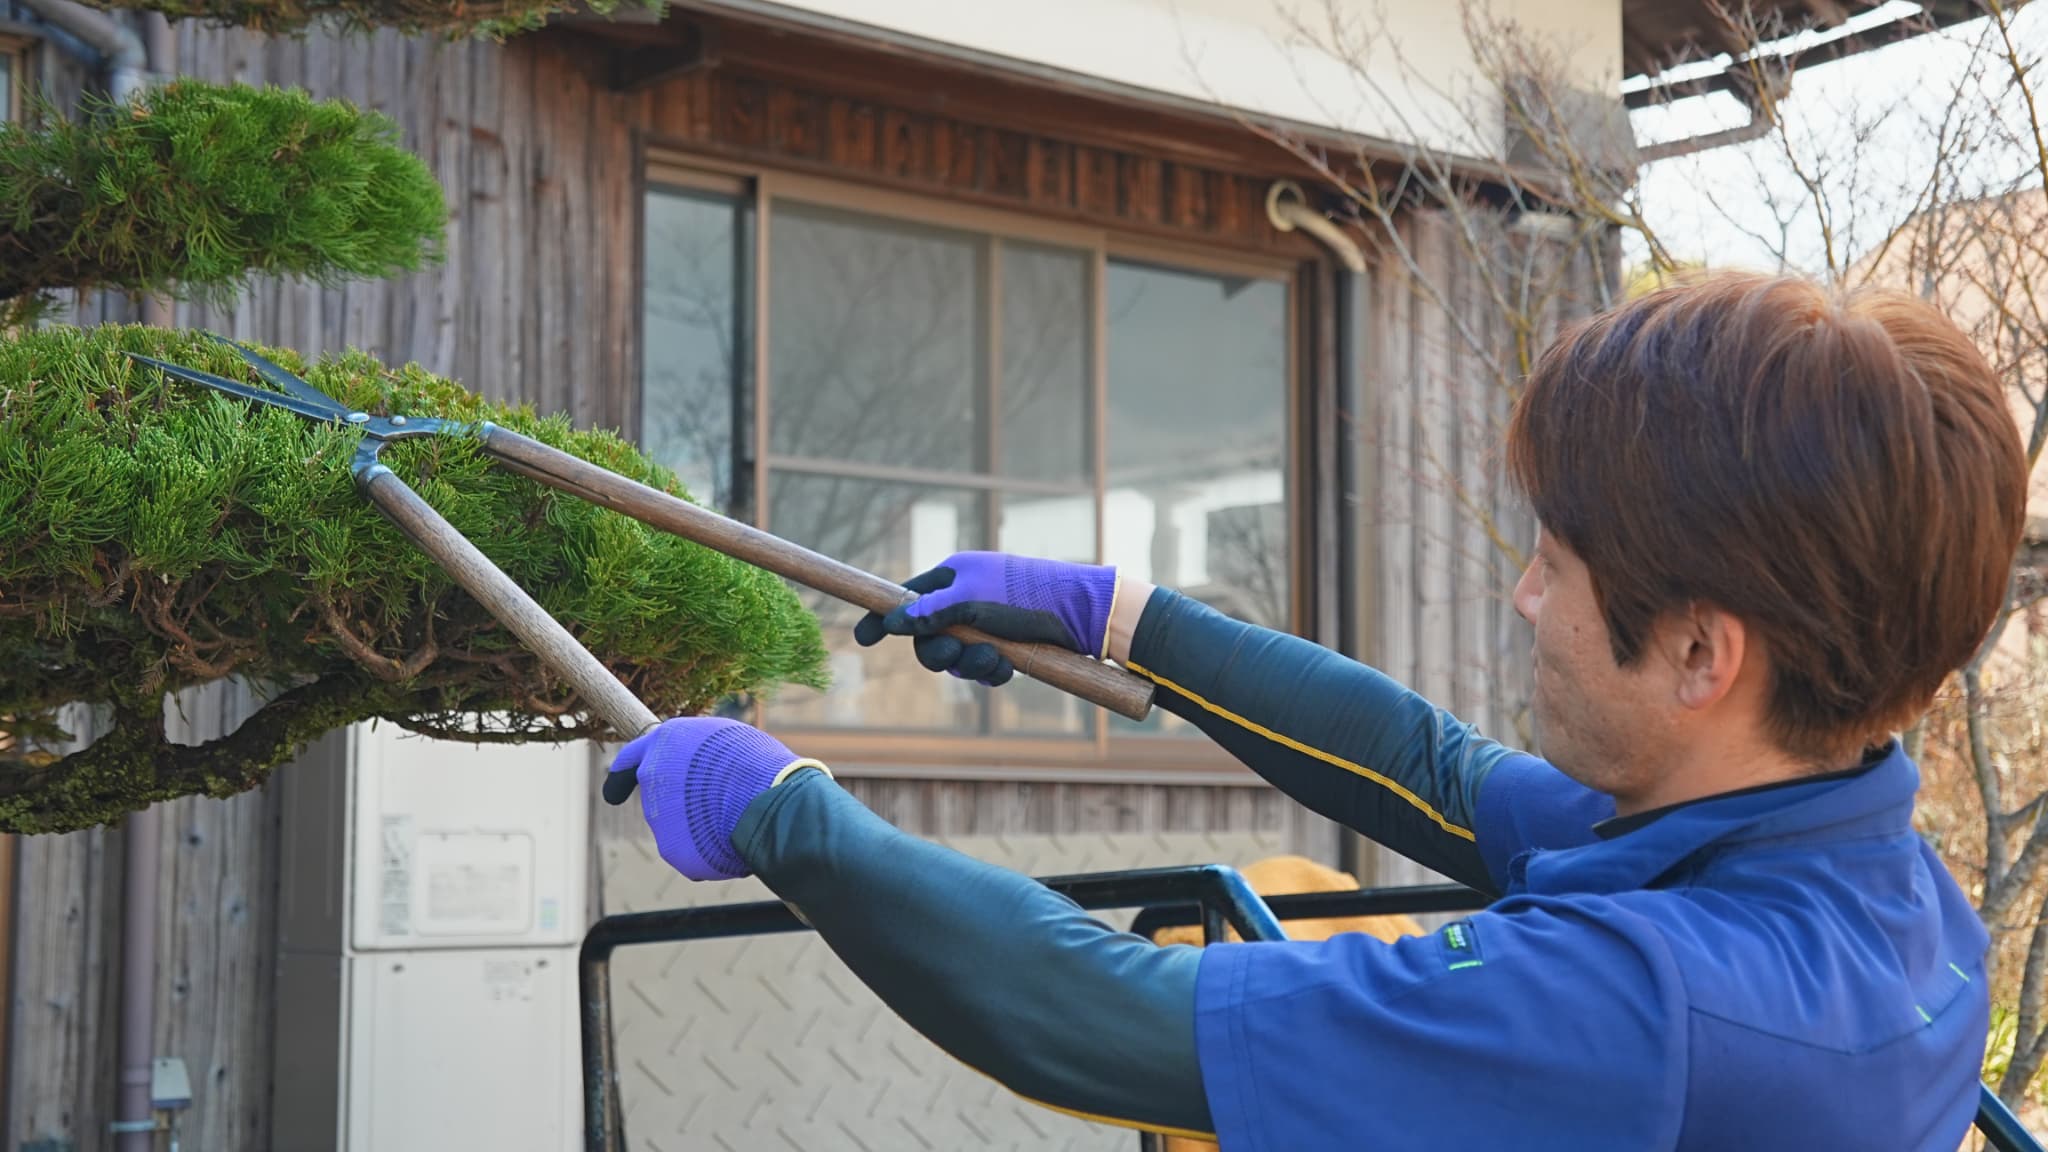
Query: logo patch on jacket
[{"left": 1440, "top": 919, "right": 1484, "bottom": 970}]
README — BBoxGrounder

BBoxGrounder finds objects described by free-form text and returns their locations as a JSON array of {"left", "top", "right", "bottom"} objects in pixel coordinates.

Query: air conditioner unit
[{"left": 272, "top": 721, "right": 592, "bottom": 1152}]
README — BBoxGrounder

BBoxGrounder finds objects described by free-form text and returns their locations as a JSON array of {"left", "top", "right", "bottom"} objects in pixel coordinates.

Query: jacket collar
[{"left": 1508, "top": 741, "right": 1921, "bottom": 897}]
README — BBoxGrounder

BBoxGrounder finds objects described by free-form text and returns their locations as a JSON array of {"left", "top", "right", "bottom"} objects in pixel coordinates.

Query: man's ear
[{"left": 1662, "top": 602, "right": 1748, "bottom": 713}]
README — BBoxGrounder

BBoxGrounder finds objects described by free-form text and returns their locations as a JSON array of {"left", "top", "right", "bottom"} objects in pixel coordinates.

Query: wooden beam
[
  {"left": 1799, "top": 0, "right": 1856, "bottom": 27},
  {"left": 554, "top": 10, "right": 1350, "bottom": 178},
  {"left": 604, "top": 18, "right": 715, "bottom": 92},
  {"left": 1625, "top": 3, "right": 1961, "bottom": 107}
]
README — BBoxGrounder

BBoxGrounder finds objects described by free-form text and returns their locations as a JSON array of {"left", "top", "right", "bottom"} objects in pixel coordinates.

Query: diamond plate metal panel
[{"left": 602, "top": 829, "right": 1285, "bottom": 1151}]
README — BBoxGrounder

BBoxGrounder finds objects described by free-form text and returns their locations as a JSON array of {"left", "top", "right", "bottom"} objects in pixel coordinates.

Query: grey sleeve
[{"left": 731, "top": 768, "right": 1215, "bottom": 1139}]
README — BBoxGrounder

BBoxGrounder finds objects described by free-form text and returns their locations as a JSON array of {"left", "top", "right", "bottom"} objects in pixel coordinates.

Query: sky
[{"left": 1622, "top": 1, "right": 2048, "bottom": 274}]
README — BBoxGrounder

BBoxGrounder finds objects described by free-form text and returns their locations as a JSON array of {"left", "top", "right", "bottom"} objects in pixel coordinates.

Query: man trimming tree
[{"left": 608, "top": 271, "right": 2025, "bottom": 1150}]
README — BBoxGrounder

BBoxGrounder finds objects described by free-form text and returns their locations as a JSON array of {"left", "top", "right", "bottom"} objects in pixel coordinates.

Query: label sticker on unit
[
  {"left": 415, "top": 832, "right": 534, "bottom": 936},
  {"left": 481, "top": 958, "right": 535, "bottom": 1002},
  {"left": 379, "top": 815, "right": 415, "bottom": 937}
]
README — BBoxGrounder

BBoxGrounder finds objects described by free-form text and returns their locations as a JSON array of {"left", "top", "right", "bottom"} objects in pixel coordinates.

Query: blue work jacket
[
  {"left": 728, "top": 587, "right": 1994, "bottom": 1150},
  {"left": 1190, "top": 743, "right": 1990, "bottom": 1150}
]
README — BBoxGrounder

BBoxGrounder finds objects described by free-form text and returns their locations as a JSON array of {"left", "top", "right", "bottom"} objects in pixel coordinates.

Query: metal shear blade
[
  {"left": 128, "top": 336, "right": 461, "bottom": 449},
  {"left": 204, "top": 331, "right": 346, "bottom": 410},
  {"left": 127, "top": 352, "right": 353, "bottom": 426}
]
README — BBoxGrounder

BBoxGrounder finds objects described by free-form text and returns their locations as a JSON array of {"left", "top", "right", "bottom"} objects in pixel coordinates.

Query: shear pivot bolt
[
  {"left": 390, "top": 415, "right": 408, "bottom": 426},
  {"left": 345, "top": 412, "right": 370, "bottom": 424}
]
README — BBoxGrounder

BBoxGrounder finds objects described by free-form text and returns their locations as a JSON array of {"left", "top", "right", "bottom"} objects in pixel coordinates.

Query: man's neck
[
  {"left": 1610, "top": 745, "right": 1838, "bottom": 819},
  {"left": 1596, "top": 749, "right": 1884, "bottom": 839}
]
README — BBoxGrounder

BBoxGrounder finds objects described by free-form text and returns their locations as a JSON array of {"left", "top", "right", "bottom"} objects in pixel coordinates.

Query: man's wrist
[
  {"left": 772, "top": 757, "right": 832, "bottom": 787},
  {"left": 1105, "top": 577, "right": 1156, "bottom": 665}
]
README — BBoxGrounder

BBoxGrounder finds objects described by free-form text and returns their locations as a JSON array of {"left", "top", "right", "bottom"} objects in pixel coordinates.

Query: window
[
  {"left": 0, "top": 39, "right": 20, "bottom": 125},
  {"left": 640, "top": 166, "right": 1296, "bottom": 765},
  {"left": 641, "top": 182, "right": 752, "bottom": 515}
]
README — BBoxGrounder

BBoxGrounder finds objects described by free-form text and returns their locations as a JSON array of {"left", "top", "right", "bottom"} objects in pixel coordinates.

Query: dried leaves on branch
[
  {"left": 0, "top": 80, "right": 446, "bottom": 327},
  {"left": 0, "top": 325, "right": 829, "bottom": 834}
]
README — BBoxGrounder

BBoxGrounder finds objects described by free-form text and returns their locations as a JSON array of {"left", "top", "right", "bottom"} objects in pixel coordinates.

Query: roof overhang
[
  {"left": 548, "top": 0, "right": 1981, "bottom": 209},
  {"left": 1623, "top": 0, "right": 1996, "bottom": 108}
]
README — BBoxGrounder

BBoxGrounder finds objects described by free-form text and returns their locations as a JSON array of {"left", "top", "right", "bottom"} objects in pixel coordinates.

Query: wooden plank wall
[
  {"left": 9, "top": 684, "right": 274, "bottom": 1152},
  {"left": 843, "top": 777, "right": 1334, "bottom": 848},
  {"left": 1357, "top": 209, "right": 1612, "bottom": 889}
]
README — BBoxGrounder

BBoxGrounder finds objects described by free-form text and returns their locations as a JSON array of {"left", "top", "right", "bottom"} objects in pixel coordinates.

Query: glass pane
[
  {"left": 768, "top": 201, "right": 984, "bottom": 473},
  {"left": 765, "top": 474, "right": 986, "bottom": 730},
  {"left": 641, "top": 187, "right": 750, "bottom": 515},
  {"left": 1, "top": 54, "right": 12, "bottom": 125},
  {"left": 999, "top": 242, "right": 1091, "bottom": 482},
  {"left": 1105, "top": 261, "right": 1289, "bottom": 735},
  {"left": 992, "top": 491, "right": 1097, "bottom": 736}
]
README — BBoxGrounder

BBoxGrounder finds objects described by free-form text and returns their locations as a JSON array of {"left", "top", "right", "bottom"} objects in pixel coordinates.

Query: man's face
[{"left": 1512, "top": 528, "right": 1676, "bottom": 796}]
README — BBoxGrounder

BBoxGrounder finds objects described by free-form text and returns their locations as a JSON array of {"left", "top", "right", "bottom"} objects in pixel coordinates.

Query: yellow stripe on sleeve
[
  {"left": 950, "top": 1058, "right": 1220, "bottom": 1143},
  {"left": 1018, "top": 1092, "right": 1219, "bottom": 1143},
  {"left": 1124, "top": 659, "right": 1477, "bottom": 843}
]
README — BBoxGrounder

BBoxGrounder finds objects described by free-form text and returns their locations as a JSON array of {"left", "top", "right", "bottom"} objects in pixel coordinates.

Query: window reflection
[
  {"left": 766, "top": 476, "right": 985, "bottom": 730},
  {"left": 1000, "top": 243, "right": 1091, "bottom": 483},
  {"left": 641, "top": 188, "right": 749, "bottom": 515},
  {"left": 1105, "top": 261, "right": 1290, "bottom": 735},
  {"left": 768, "top": 202, "right": 985, "bottom": 473}
]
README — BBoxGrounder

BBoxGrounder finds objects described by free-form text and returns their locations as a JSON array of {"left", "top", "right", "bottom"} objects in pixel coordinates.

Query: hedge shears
[{"left": 129, "top": 336, "right": 1155, "bottom": 803}]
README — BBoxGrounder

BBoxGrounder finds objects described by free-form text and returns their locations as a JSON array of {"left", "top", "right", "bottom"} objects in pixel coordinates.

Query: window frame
[
  {"left": 0, "top": 34, "right": 27, "bottom": 126},
  {"left": 640, "top": 150, "right": 1309, "bottom": 782}
]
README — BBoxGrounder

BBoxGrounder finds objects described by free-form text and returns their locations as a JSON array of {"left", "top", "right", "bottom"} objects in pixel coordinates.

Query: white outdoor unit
[{"left": 272, "top": 720, "right": 592, "bottom": 1152}]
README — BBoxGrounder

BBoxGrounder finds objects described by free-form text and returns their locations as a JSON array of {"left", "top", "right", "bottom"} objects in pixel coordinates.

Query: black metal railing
[{"left": 580, "top": 865, "right": 2043, "bottom": 1152}]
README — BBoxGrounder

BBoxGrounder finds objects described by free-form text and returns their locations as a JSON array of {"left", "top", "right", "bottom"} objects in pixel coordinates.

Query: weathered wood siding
[
  {"left": 9, "top": 686, "right": 275, "bottom": 1152},
  {"left": 1355, "top": 211, "right": 1614, "bottom": 889}
]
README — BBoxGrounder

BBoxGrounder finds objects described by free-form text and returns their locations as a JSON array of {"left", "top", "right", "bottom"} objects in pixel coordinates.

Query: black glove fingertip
[
  {"left": 983, "top": 660, "right": 1015, "bottom": 687},
  {"left": 914, "top": 634, "right": 965, "bottom": 672},
  {"left": 953, "top": 642, "right": 1003, "bottom": 682},
  {"left": 901, "top": 565, "right": 959, "bottom": 595},
  {"left": 853, "top": 612, "right": 889, "bottom": 647},
  {"left": 602, "top": 766, "right": 639, "bottom": 806}
]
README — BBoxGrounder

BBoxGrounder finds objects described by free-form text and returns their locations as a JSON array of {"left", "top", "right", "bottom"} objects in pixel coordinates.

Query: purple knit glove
[
  {"left": 608, "top": 718, "right": 827, "bottom": 881},
  {"left": 852, "top": 552, "right": 1120, "bottom": 686}
]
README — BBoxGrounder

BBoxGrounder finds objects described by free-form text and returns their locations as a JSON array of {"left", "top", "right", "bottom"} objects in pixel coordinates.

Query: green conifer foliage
[
  {"left": 0, "top": 80, "right": 446, "bottom": 327},
  {"left": 0, "top": 324, "right": 829, "bottom": 833}
]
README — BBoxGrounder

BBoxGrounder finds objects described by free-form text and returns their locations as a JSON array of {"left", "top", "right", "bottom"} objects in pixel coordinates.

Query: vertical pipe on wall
[
  {"left": 16, "top": 0, "right": 144, "bottom": 102},
  {"left": 1333, "top": 264, "right": 1366, "bottom": 879},
  {"left": 115, "top": 804, "right": 159, "bottom": 1151},
  {"left": 119, "top": 19, "right": 175, "bottom": 1152},
  {"left": 0, "top": 829, "right": 14, "bottom": 1135}
]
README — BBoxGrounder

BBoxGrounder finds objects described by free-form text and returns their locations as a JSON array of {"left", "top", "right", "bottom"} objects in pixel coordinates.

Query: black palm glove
[{"left": 853, "top": 552, "right": 1122, "bottom": 687}]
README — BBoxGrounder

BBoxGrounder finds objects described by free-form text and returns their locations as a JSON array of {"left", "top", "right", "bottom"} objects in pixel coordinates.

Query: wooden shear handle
[
  {"left": 473, "top": 424, "right": 1157, "bottom": 723},
  {"left": 356, "top": 466, "right": 658, "bottom": 805}
]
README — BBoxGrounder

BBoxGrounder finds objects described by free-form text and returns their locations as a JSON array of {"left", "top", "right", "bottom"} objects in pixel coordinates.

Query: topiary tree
[
  {"left": 0, "top": 79, "right": 446, "bottom": 327},
  {"left": 0, "top": 323, "right": 829, "bottom": 834}
]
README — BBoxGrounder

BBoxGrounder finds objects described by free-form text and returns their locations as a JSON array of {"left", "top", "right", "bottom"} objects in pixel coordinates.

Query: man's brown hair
[{"left": 1506, "top": 271, "right": 2028, "bottom": 765}]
